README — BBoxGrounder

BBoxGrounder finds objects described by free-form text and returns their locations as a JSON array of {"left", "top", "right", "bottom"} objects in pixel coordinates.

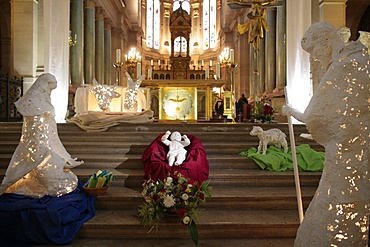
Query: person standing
[{"left": 237, "top": 94, "right": 248, "bottom": 122}]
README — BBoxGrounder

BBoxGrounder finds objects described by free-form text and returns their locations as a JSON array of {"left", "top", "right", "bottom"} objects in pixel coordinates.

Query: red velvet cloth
[{"left": 142, "top": 133, "right": 209, "bottom": 184}]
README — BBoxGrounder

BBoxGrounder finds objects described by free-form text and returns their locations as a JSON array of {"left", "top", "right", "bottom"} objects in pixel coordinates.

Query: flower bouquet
[
  {"left": 252, "top": 102, "right": 276, "bottom": 123},
  {"left": 138, "top": 172, "right": 212, "bottom": 246},
  {"left": 83, "top": 170, "right": 115, "bottom": 196}
]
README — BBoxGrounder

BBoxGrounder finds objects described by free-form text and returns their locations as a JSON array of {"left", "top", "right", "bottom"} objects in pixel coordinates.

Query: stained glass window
[
  {"left": 146, "top": 0, "right": 160, "bottom": 50},
  {"left": 203, "top": 0, "right": 217, "bottom": 49},
  {"left": 174, "top": 36, "right": 187, "bottom": 56},
  {"left": 173, "top": 0, "right": 190, "bottom": 13}
]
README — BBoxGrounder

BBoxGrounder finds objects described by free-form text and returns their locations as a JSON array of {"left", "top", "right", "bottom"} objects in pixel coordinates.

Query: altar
[{"left": 141, "top": 79, "right": 226, "bottom": 121}]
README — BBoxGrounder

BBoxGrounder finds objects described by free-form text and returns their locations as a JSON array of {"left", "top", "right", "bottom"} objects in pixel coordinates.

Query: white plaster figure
[
  {"left": 90, "top": 78, "right": 121, "bottom": 111},
  {"left": 249, "top": 126, "right": 288, "bottom": 155},
  {"left": 124, "top": 72, "right": 145, "bottom": 111},
  {"left": 0, "top": 73, "right": 84, "bottom": 198},
  {"left": 161, "top": 131, "right": 191, "bottom": 166},
  {"left": 283, "top": 22, "right": 370, "bottom": 246}
]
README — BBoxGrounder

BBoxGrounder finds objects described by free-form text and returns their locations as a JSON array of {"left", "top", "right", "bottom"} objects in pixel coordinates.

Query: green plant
[
  {"left": 252, "top": 102, "right": 276, "bottom": 123},
  {"left": 138, "top": 172, "right": 212, "bottom": 246}
]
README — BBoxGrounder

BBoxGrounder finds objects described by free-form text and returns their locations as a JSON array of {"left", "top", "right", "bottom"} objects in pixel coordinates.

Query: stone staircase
[{"left": 0, "top": 122, "right": 323, "bottom": 247}]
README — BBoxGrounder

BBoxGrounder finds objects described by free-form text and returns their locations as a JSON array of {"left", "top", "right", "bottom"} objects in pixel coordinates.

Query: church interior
[{"left": 0, "top": 0, "right": 369, "bottom": 246}]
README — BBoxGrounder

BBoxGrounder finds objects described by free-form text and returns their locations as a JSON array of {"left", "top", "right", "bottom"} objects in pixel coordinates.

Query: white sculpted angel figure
[
  {"left": 283, "top": 22, "right": 370, "bottom": 246},
  {"left": 0, "top": 73, "right": 84, "bottom": 198},
  {"left": 124, "top": 72, "right": 146, "bottom": 111},
  {"left": 161, "top": 131, "right": 191, "bottom": 166}
]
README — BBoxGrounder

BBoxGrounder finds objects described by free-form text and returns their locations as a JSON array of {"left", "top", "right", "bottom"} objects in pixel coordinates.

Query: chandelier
[
  {"left": 125, "top": 48, "right": 141, "bottom": 67},
  {"left": 219, "top": 47, "right": 235, "bottom": 68}
]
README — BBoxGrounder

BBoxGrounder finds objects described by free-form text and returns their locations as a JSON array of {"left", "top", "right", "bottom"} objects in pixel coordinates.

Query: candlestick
[
  {"left": 150, "top": 60, "right": 153, "bottom": 66},
  {"left": 158, "top": 60, "right": 161, "bottom": 66},
  {"left": 137, "top": 62, "right": 142, "bottom": 78},
  {"left": 210, "top": 60, "right": 212, "bottom": 67},
  {"left": 148, "top": 69, "right": 152, "bottom": 80},
  {"left": 216, "top": 63, "right": 220, "bottom": 79},
  {"left": 201, "top": 60, "right": 204, "bottom": 66}
]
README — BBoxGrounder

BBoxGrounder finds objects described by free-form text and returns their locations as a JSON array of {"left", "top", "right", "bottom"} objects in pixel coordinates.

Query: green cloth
[{"left": 239, "top": 144, "right": 324, "bottom": 172}]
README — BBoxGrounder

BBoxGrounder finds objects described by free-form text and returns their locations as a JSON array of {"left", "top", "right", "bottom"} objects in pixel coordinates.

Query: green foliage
[{"left": 137, "top": 172, "right": 212, "bottom": 246}]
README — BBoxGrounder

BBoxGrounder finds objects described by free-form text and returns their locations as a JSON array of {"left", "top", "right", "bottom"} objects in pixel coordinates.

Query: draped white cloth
[
  {"left": 286, "top": 0, "right": 312, "bottom": 118},
  {"left": 43, "top": 0, "right": 70, "bottom": 123}
]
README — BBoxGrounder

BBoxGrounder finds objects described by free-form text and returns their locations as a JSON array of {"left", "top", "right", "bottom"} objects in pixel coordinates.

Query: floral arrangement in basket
[
  {"left": 138, "top": 172, "right": 212, "bottom": 246},
  {"left": 83, "top": 170, "right": 115, "bottom": 195},
  {"left": 252, "top": 101, "right": 276, "bottom": 123}
]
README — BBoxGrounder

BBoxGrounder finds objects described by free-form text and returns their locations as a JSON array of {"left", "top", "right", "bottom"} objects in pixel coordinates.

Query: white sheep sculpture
[{"left": 250, "top": 126, "right": 288, "bottom": 155}]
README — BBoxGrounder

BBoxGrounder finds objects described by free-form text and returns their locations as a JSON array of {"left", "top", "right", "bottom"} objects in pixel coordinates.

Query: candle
[
  {"left": 150, "top": 60, "right": 153, "bottom": 66},
  {"left": 216, "top": 63, "right": 220, "bottom": 79},
  {"left": 158, "top": 60, "right": 161, "bottom": 66},
  {"left": 148, "top": 69, "right": 152, "bottom": 79},
  {"left": 230, "top": 49, "right": 235, "bottom": 63},
  {"left": 205, "top": 69, "right": 210, "bottom": 79},
  {"left": 137, "top": 62, "right": 142, "bottom": 78},
  {"left": 116, "top": 49, "right": 121, "bottom": 63},
  {"left": 201, "top": 60, "right": 204, "bottom": 66},
  {"left": 210, "top": 60, "right": 212, "bottom": 67}
]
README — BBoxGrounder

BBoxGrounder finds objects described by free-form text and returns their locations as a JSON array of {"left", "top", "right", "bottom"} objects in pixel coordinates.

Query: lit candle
[
  {"left": 230, "top": 49, "right": 235, "bottom": 63},
  {"left": 116, "top": 49, "right": 121, "bottom": 63},
  {"left": 150, "top": 60, "right": 153, "bottom": 66},
  {"left": 209, "top": 60, "right": 212, "bottom": 67},
  {"left": 137, "top": 62, "right": 142, "bottom": 78}
]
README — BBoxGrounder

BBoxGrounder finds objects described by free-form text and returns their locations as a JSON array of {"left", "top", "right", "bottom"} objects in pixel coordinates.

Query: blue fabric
[{"left": 0, "top": 181, "right": 96, "bottom": 246}]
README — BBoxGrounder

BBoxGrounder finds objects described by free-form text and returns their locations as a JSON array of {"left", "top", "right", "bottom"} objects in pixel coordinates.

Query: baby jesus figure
[{"left": 161, "top": 131, "right": 191, "bottom": 166}]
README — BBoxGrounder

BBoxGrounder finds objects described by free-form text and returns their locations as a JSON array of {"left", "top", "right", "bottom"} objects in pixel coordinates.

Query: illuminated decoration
[
  {"left": 124, "top": 72, "right": 146, "bottom": 111},
  {"left": 68, "top": 31, "right": 77, "bottom": 46},
  {"left": 89, "top": 79, "right": 121, "bottom": 111},
  {"left": 283, "top": 22, "right": 370, "bottom": 246},
  {"left": 228, "top": 0, "right": 282, "bottom": 51},
  {"left": 124, "top": 47, "right": 142, "bottom": 67},
  {"left": 162, "top": 89, "right": 193, "bottom": 120},
  {"left": 0, "top": 73, "right": 83, "bottom": 198},
  {"left": 146, "top": 0, "right": 160, "bottom": 49},
  {"left": 203, "top": 0, "right": 217, "bottom": 50}
]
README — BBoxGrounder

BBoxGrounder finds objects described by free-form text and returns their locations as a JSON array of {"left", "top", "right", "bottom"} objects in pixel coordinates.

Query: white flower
[
  {"left": 181, "top": 193, "right": 189, "bottom": 201},
  {"left": 163, "top": 194, "right": 175, "bottom": 208},
  {"left": 166, "top": 177, "right": 173, "bottom": 184},
  {"left": 182, "top": 215, "right": 191, "bottom": 225}
]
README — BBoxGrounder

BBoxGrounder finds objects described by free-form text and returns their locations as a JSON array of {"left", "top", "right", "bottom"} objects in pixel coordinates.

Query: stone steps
[{"left": 0, "top": 122, "right": 322, "bottom": 246}]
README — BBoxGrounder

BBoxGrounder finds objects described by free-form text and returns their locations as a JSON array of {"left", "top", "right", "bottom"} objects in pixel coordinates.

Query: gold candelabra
[
  {"left": 69, "top": 31, "right": 77, "bottom": 46},
  {"left": 125, "top": 47, "right": 141, "bottom": 67},
  {"left": 113, "top": 62, "right": 124, "bottom": 86}
]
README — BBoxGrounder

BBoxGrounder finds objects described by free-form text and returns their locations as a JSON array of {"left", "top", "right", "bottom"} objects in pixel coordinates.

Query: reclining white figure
[
  {"left": 161, "top": 131, "right": 191, "bottom": 166},
  {"left": 249, "top": 126, "right": 288, "bottom": 155},
  {"left": 0, "top": 73, "right": 83, "bottom": 198}
]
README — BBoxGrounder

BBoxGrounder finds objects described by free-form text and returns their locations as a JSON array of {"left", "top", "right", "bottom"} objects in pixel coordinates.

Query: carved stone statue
[
  {"left": 283, "top": 22, "right": 370, "bottom": 246},
  {"left": 161, "top": 130, "right": 191, "bottom": 166},
  {"left": 0, "top": 73, "right": 84, "bottom": 198}
]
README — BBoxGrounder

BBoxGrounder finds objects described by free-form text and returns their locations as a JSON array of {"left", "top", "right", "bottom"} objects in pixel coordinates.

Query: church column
[
  {"left": 104, "top": 20, "right": 112, "bottom": 85},
  {"left": 95, "top": 6, "right": 104, "bottom": 84},
  {"left": 276, "top": 0, "right": 286, "bottom": 91},
  {"left": 11, "top": 0, "right": 39, "bottom": 89},
  {"left": 84, "top": 0, "right": 96, "bottom": 85},
  {"left": 70, "top": 0, "right": 84, "bottom": 85},
  {"left": 319, "top": 0, "right": 347, "bottom": 28},
  {"left": 257, "top": 38, "right": 265, "bottom": 96},
  {"left": 265, "top": 8, "right": 276, "bottom": 93},
  {"left": 249, "top": 45, "right": 257, "bottom": 100}
]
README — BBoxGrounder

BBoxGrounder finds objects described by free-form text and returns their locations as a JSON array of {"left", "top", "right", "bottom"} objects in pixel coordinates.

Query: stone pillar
[
  {"left": 319, "top": 0, "right": 347, "bottom": 28},
  {"left": 84, "top": 0, "right": 96, "bottom": 85},
  {"left": 249, "top": 45, "right": 257, "bottom": 100},
  {"left": 70, "top": 0, "right": 84, "bottom": 85},
  {"left": 11, "top": 0, "right": 39, "bottom": 88},
  {"left": 276, "top": 0, "right": 286, "bottom": 91},
  {"left": 257, "top": 37, "right": 265, "bottom": 95},
  {"left": 265, "top": 8, "right": 276, "bottom": 93},
  {"left": 104, "top": 20, "right": 112, "bottom": 85},
  {"left": 95, "top": 7, "right": 104, "bottom": 84}
]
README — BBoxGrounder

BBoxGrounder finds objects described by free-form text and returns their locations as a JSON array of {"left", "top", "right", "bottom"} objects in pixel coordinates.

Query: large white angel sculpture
[
  {"left": 0, "top": 73, "right": 84, "bottom": 198},
  {"left": 283, "top": 22, "right": 370, "bottom": 246},
  {"left": 124, "top": 72, "right": 146, "bottom": 111}
]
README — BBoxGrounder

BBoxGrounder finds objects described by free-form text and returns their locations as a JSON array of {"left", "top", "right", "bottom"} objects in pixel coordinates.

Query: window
[
  {"left": 203, "top": 0, "right": 217, "bottom": 50},
  {"left": 146, "top": 0, "right": 160, "bottom": 49},
  {"left": 174, "top": 36, "right": 187, "bottom": 57},
  {"left": 173, "top": 0, "right": 190, "bottom": 13}
]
